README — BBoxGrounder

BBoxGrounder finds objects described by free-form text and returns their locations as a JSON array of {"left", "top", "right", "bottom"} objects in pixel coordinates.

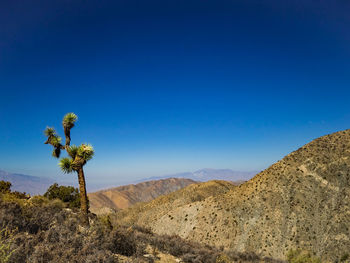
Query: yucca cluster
[
  {"left": 44, "top": 113, "right": 94, "bottom": 173},
  {"left": 59, "top": 144, "right": 94, "bottom": 174},
  {"left": 44, "top": 127, "right": 63, "bottom": 158}
]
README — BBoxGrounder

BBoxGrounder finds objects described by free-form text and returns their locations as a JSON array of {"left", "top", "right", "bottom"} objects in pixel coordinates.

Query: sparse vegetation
[
  {"left": 287, "top": 249, "right": 321, "bottom": 263},
  {"left": 0, "top": 190, "right": 283, "bottom": 263}
]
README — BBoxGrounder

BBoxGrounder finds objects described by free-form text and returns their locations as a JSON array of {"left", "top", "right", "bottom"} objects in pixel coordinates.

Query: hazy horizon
[{"left": 0, "top": 167, "right": 258, "bottom": 192}]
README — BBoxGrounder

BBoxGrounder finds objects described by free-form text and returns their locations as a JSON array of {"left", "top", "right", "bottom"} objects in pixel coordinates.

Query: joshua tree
[{"left": 44, "top": 113, "right": 93, "bottom": 226}]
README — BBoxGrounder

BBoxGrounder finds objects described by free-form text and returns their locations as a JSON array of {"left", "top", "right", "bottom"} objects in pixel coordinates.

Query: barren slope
[
  {"left": 116, "top": 129, "right": 350, "bottom": 262},
  {"left": 114, "top": 180, "right": 237, "bottom": 225},
  {"left": 88, "top": 178, "right": 196, "bottom": 214}
]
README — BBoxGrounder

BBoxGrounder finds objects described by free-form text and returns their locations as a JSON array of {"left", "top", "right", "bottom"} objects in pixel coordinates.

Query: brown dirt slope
[
  {"left": 115, "top": 129, "right": 350, "bottom": 262},
  {"left": 88, "top": 178, "right": 196, "bottom": 214},
  {"left": 114, "top": 180, "right": 237, "bottom": 225}
]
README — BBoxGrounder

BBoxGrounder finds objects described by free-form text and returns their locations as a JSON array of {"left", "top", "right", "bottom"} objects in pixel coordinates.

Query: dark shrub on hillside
[
  {"left": 287, "top": 249, "right": 321, "bottom": 263},
  {"left": 0, "top": 180, "right": 28, "bottom": 199},
  {"left": 44, "top": 183, "right": 81, "bottom": 208},
  {"left": 0, "top": 201, "right": 24, "bottom": 231},
  {"left": 10, "top": 191, "right": 28, "bottom": 199},
  {"left": 104, "top": 228, "right": 137, "bottom": 256},
  {"left": 0, "top": 180, "right": 11, "bottom": 193}
]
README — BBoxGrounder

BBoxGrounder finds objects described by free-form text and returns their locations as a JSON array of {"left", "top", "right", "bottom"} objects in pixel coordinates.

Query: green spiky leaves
[
  {"left": 77, "top": 144, "right": 94, "bottom": 161},
  {"left": 63, "top": 113, "right": 78, "bottom": 129},
  {"left": 50, "top": 136, "right": 62, "bottom": 147},
  {"left": 44, "top": 127, "right": 56, "bottom": 137},
  {"left": 59, "top": 157, "right": 74, "bottom": 174},
  {"left": 67, "top": 145, "right": 79, "bottom": 159}
]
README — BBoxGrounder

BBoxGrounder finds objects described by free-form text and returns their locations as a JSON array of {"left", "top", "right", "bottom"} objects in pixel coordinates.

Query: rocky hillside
[
  {"left": 88, "top": 178, "right": 196, "bottom": 214},
  {"left": 114, "top": 180, "right": 237, "bottom": 225},
  {"left": 0, "top": 189, "right": 281, "bottom": 263},
  {"left": 115, "top": 129, "right": 350, "bottom": 262}
]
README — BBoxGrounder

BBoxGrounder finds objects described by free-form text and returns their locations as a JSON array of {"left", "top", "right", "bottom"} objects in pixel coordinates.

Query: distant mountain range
[
  {"left": 141, "top": 168, "right": 257, "bottom": 183},
  {"left": 0, "top": 168, "right": 256, "bottom": 196},
  {"left": 89, "top": 169, "right": 255, "bottom": 214},
  {"left": 88, "top": 178, "right": 196, "bottom": 214},
  {"left": 0, "top": 170, "right": 54, "bottom": 195}
]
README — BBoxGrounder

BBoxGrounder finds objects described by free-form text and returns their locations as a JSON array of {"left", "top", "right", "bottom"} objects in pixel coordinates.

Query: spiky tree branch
[
  {"left": 44, "top": 127, "right": 64, "bottom": 158},
  {"left": 62, "top": 113, "right": 77, "bottom": 148}
]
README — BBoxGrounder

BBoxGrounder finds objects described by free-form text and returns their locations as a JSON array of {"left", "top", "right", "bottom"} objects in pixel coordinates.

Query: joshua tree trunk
[
  {"left": 77, "top": 167, "right": 89, "bottom": 226},
  {"left": 64, "top": 127, "right": 71, "bottom": 147}
]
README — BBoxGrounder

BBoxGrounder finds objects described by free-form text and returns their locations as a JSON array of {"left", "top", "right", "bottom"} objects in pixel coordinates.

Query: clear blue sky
[{"left": 0, "top": 0, "right": 349, "bottom": 186}]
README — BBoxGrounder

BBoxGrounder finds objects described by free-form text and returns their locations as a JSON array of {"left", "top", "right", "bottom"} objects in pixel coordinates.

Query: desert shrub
[
  {"left": 0, "top": 195, "right": 122, "bottom": 262},
  {"left": 287, "top": 249, "right": 321, "bottom": 263},
  {"left": 24, "top": 201, "right": 65, "bottom": 234},
  {"left": 0, "top": 193, "right": 27, "bottom": 207},
  {"left": 6, "top": 208, "right": 119, "bottom": 262},
  {"left": 132, "top": 225, "right": 153, "bottom": 235},
  {"left": 84, "top": 250, "right": 117, "bottom": 263},
  {"left": 9, "top": 191, "right": 28, "bottom": 200},
  {"left": 340, "top": 253, "right": 349, "bottom": 262},
  {"left": 0, "top": 200, "right": 26, "bottom": 231},
  {"left": 98, "top": 214, "right": 113, "bottom": 230},
  {"left": 0, "top": 195, "right": 65, "bottom": 235},
  {"left": 44, "top": 183, "right": 81, "bottom": 208},
  {"left": 215, "top": 254, "right": 232, "bottom": 263},
  {"left": 190, "top": 194, "right": 204, "bottom": 202},
  {"left": 104, "top": 228, "right": 137, "bottom": 256},
  {"left": 0, "top": 226, "right": 16, "bottom": 263},
  {"left": 0, "top": 181, "right": 11, "bottom": 194},
  {"left": 0, "top": 181, "right": 28, "bottom": 202},
  {"left": 29, "top": 195, "right": 50, "bottom": 206}
]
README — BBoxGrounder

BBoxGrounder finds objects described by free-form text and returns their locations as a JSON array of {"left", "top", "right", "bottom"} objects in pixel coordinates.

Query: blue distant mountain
[
  {"left": 140, "top": 168, "right": 258, "bottom": 183},
  {"left": 0, "top": 170, "right": 54, "bottom": 195}
]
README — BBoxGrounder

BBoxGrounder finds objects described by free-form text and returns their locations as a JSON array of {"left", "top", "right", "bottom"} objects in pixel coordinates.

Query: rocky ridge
[{"left": 114, "top": 129, "right": 350, "bottom": 262}]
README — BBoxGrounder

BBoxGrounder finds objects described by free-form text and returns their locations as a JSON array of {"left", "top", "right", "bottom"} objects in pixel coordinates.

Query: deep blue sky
[{"left": 1, "top": 0, "right": 350, "bottom": 186}]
